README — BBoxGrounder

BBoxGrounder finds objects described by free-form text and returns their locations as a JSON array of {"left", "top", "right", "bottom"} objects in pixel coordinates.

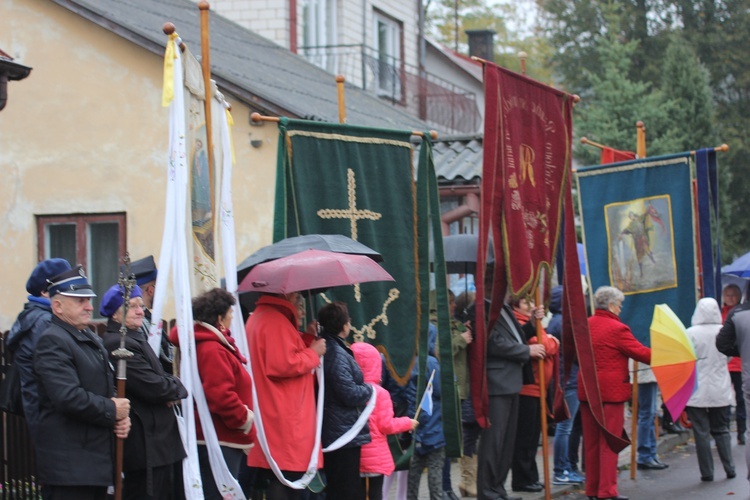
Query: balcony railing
[{"left": 300, "top": 44, "right": 481, "bottom": 134}]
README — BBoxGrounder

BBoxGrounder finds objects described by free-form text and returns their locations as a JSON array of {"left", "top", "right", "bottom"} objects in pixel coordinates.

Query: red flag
[
  {"left": 600, "top": 147, "right": 636, "bottom": 164},
  {"left": 470, "top": 62, "right": 573, "bottom": 427}
]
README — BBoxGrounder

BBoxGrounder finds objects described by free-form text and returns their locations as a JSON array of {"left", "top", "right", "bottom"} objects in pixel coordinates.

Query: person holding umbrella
[
  {"left": 246, "top": 291, "right": 327, "bottom": 498},
  {"left": 101, "top": 284, "right": 187, "bottom": 499}
]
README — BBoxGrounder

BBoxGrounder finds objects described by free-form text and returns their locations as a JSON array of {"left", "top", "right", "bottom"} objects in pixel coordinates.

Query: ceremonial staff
[{"left": 111, "top": 253, "right": 136, "bottom": 500}]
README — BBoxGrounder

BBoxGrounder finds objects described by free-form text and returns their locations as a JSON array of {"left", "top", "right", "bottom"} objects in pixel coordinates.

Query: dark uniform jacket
[
  {"left": 485, "top": 304, "right": 536, "bottom": 396},
  {"left": 33, "top": 316, "right": 118, "bottom": 487},
  {"left": 102, "top": 320, "right": 187, "bottom": 474}
]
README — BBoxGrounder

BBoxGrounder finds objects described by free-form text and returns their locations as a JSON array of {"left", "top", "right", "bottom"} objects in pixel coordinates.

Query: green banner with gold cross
[{"left": 273, "top": 118, "right": 460, "bottom": 456}]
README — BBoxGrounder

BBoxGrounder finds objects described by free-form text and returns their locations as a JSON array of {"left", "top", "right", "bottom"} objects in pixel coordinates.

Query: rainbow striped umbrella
[{"left": 649, "top": 304, "right": 697, "bottom": 419}]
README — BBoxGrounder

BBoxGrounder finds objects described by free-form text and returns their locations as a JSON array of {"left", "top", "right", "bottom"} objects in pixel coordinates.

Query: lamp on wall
[{"left": 0, "top": 49, "right": 32, "bottom": 112}]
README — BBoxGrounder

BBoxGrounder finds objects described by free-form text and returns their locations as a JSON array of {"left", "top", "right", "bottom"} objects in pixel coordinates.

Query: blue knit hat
[
  {"left": 26, "top": 258, "right": 72, "bottom": 296},
  {"left": 99, "top": 284, "right": 144, "bottom": 318}
]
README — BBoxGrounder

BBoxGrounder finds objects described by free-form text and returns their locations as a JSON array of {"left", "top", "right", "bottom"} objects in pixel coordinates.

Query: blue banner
[{"left": 577, "top": 154, "right": 698, "bottom": 345}]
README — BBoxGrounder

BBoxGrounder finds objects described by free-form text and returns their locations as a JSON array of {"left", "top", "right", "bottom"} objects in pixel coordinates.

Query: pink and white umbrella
[{"left": 238, "top": 249, "right": 394, "bottom": 294}]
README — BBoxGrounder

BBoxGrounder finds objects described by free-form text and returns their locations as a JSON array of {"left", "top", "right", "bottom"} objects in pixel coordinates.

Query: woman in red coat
[
  {"left": 245, "top": 292, "right": 327, "bottom": 499},
  {"left": 169, "top": 288, "right": 255, "bottom": 500},
  {"left": 578, "top": 286, "right": 650, "bottom": 500}
]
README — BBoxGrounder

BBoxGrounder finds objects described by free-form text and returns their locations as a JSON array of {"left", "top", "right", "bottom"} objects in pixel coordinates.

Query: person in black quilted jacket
[{"left": 319, "top": 301, "right": 373, "bottom": 499}]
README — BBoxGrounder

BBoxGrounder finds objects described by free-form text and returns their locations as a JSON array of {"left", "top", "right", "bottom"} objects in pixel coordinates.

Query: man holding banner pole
[{"left": 477, "top": 287, "right": 546, "bottom": 500}]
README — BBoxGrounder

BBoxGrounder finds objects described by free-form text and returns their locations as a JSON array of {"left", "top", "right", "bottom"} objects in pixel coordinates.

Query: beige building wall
[{"left": 0, "top": 0, "right": 279, "bottom": 330}]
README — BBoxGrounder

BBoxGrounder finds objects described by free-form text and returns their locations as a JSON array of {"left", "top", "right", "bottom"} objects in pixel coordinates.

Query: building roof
[
  {"left": 432, "top": 135, "right": 483, "bottom": 183},
  {"left": 425, "top": 37, "right": 483, "bottom": 83},
  {"left": 53, "top": 0, "right": 431, "bottom": 130}
]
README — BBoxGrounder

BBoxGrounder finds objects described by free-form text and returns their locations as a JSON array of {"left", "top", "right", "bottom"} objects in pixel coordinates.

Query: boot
[{"left": 458, "top": 455, "right": 478, "bottom": 497}]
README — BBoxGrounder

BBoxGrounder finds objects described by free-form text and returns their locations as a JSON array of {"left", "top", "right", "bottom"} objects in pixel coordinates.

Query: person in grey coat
[
  {"left": 476, "top": 297, "right": 546, "bottom": 500},
  {"left": 717, "top": 297, "right": 750, "bottom": 483},
  {"left": 33, "top": 266, "right": 131, "bottom": 500}
]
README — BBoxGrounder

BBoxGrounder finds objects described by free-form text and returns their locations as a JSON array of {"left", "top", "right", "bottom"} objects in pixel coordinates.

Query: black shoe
[
  {"left": 701, "top": 475, "right": 713, "bottom": 482},
  {"left": 601, "top": 496, "right": 628, "bottom": 500},
  {"left": 739, "top": 435, "right": 746, "bottom": 445},
  {"left": 673, "top": 422, "right": 688, "bottom": 433},
  {"left": 443, "top": 491, "right": 460, "bottom": 500},
  {"left": 637, "top": 459, "right": 668, "bottom": 470},
  {"left": 512, "top": 483, "right": 543, "bottom": 492},
  {"left": 728, "top": 471, "right": 737, "bottom": 479},
  {"left": 654, "top": 459, "right": 670, "bottom": 468}
]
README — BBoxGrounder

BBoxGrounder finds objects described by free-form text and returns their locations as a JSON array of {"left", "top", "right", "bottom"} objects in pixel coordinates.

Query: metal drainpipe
[{"left": 0, "top": 74, "right": 8, "bottom": 111}]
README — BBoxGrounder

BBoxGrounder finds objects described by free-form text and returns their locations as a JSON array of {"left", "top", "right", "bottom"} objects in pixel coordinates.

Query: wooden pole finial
[
  {"left": 718, "top": 143, "right": 729, "bottom": 152},
  {"left": 163, "top": 23, "right": 176, "bottom": 35},
  {"left": 336, "top": 76, "right": 347, "bottom": 124},
  {"left": 250, "top": 112, "right": 262, "bottom": 123},
  {"left": 198, "top": 1, "right": 210, "bottom": 10},
  {"left": 518, "top": 51, "right": 528, "bottom": 76},
  {"left": 572, "top": 94, "right": 581, "bottom": 103},
  {"left": 636, "top": 120, "right": 645, "bottom": 130},
  {"left": 429, "top": 130, "right": 438, "bottom": 140}
]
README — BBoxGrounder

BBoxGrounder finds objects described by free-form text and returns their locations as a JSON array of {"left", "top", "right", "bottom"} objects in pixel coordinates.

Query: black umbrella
[
  {"left": 237, "top": 234, "right": 384, "bottom": 284},
  {"left": 429, "top": 234, "right": 494, "bottom": 275}
]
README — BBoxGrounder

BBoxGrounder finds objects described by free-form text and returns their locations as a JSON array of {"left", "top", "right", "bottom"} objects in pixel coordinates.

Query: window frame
[
  {"left": 36, "top": 213, "right": 126, "bottom": 267},
  {"left": 373, "top": 10, "right": 404, "bottom": 101}
]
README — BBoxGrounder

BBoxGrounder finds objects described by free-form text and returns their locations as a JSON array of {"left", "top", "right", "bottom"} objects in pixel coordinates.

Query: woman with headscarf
[
  {"left": 101, "top": 284, "right": 187, "bottom": 499},
  {"left": 579, "top": 286, "right": 650, "bottom": 500},
  {"left": 169, "top": 287, "right": 255, "bottom": 500},
  {"left": 685, "top": 297, "right": 736, "bottom": 482}
]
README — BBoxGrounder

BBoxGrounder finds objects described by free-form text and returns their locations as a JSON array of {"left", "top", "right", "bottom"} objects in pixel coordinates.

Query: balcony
[{"left": 300, "top": 44, "right": 481, "bottom": 134}]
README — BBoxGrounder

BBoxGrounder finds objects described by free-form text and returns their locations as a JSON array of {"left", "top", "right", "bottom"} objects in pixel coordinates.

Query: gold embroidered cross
[
  {"left": 317, "top": 169, "right": 382, "bottom": 240},
  {"left": 317, "top": 168, "right": 382, "bottom": 301}
]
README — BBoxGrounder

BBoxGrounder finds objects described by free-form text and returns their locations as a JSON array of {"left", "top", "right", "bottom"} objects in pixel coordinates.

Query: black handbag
[{"left": 0, "top": 358, "right": 24, "bottom": 415}]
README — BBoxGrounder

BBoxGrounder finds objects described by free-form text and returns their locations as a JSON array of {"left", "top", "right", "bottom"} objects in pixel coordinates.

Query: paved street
[
  {"left": 562, "top": 435, "right": 749, "bottom": 499},
  {"left": 405, "top": 428, "right": 748, "bottom": 499}
]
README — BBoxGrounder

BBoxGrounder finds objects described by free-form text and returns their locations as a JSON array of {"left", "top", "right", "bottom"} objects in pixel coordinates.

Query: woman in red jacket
[
  {"left": 578, "top": 286, "right": 650, "bottom": 500},
  {"left": 169, "top": 288, "right": 255, "bottom": 500}
]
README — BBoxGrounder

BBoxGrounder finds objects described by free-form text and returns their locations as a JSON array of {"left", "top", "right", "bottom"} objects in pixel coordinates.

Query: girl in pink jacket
[{"left": 351, "top": 342, "right": 418, "bottom": 500}]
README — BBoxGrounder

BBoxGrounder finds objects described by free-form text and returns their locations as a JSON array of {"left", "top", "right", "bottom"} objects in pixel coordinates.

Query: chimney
[{"left": 465, "top": 29, "right": 495, "bottom": 61}]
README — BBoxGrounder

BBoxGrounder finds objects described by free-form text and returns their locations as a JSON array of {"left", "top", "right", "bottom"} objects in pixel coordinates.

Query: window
[
  {"left": 37, "top": 213, "right": 126, "bottom": 320},
  {"left": 374, "top": 11, "right": 402, "bottom": 99},
  {"left": 302, "top": 0, "right": 337, "bottom": 71}
]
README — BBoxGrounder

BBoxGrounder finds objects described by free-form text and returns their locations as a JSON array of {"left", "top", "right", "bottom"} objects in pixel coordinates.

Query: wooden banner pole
[
  {"left": 249, "top": 112, "right": 438, "bottom": 139},
  {"left": 536, "top": 287, "right": 551, "bottom": 500},
  {"left": 336, "top": 75, "right": 346, "bottom": 124},
  {"left": 199, "top": 1, "right": 215, "bottom": 219}
]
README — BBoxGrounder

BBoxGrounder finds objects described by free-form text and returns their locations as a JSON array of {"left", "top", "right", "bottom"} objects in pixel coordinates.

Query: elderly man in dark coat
[
  {"left": 101, "top": 283, "right": 187, "bottom": 500},
  {"left": 33, "top": 266, "right": 131, "bottom": 500}
]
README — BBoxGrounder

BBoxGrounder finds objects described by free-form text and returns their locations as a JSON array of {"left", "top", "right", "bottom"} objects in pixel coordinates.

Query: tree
[
  {"left": 573, "top": 14, "right": 678, "bottom": 166},
  {"left": 659, "top": 34, "right": 716, "bottom": 151},
  {"left": 425, "top": 0, "right": 555, "bottom": 82}
]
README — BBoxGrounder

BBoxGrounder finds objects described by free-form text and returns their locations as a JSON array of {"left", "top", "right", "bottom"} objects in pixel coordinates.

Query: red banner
[{"left": 470, "top": 62, "right": 573, "bottom": 427}]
